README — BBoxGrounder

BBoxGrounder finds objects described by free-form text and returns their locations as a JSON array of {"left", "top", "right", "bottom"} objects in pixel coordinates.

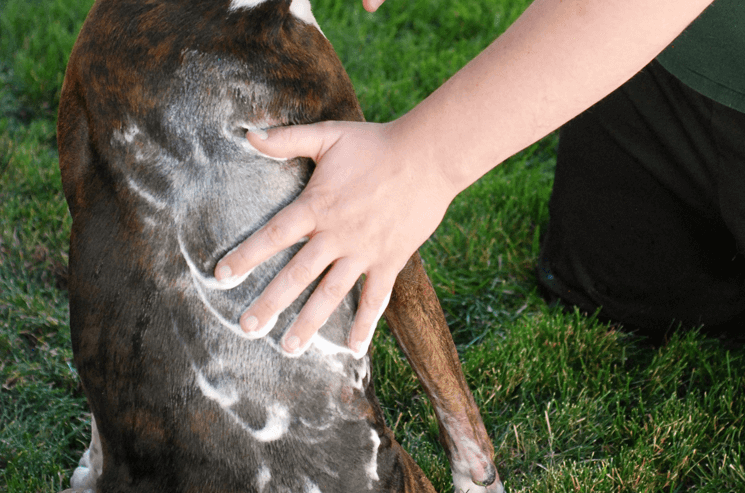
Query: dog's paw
[
  {"left": 69, "top": 447, "right": 99, "bottom": 493},
  {"left": 69, "top": 416, "right": 103, "bottom": 493},
  {"left": 449, "top": 440, "right": 503, "bottom": 493},
  {"left": 453, "top": 474, "right": 505, "bottom": 493}
]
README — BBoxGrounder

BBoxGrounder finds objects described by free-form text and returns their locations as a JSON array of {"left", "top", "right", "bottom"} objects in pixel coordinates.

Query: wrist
[
  {"left": 383, "top": 117, "right": 464, "bottom": 208},
  {"left": 387, "top": 108, "right": 498, "bottom": 203}
]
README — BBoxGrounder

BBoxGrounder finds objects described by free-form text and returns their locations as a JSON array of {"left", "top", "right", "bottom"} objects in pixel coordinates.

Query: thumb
[{"left": 246, "top": 122, "right": 341, "bottom": 162}]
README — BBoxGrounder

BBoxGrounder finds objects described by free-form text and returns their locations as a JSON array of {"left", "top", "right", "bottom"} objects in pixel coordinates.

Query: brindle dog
[{"left": 57, "top": 0, "right": 502, "bottom": 491}]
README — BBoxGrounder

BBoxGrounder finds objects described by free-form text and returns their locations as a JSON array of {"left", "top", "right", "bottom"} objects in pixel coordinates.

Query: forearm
[
  {"left": 392, "top": 0, "right": 714, "bottom": 195},
  {"left": 219, "top": 0, "right": 715, "bottom": 357}
]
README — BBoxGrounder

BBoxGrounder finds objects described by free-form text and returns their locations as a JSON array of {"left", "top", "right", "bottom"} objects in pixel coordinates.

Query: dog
[{"left": 57, "top": 0, "right": 503, "bottom": 491}]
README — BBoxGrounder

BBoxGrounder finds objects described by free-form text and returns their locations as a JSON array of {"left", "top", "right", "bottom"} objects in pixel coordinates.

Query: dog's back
[{"left": 58, "top": 1, "right": 430, "bottom": 491}]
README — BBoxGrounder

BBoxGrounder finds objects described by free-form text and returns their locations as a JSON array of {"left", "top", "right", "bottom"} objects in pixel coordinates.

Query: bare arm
[
  {"left": 400, "top": 0, "right": 714, "bottom": 193},
  {"left": 216, "top": 0, "right": 714, "bottom": 356}
]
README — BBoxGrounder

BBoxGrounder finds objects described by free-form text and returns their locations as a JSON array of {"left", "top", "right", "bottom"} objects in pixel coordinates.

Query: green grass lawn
[{"left": 1, "top": 0, "right": 744, "bottom": 492}]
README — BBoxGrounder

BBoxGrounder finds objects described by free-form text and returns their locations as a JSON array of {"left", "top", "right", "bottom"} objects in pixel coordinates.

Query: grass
[{"left": 1, "top": 0, "right": 744, "bottom": 492}]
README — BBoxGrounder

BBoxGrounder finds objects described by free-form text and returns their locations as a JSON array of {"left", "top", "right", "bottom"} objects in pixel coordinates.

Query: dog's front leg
[
  {"left": 384, "top": 253, "right": 504, "bottom": 493},
  {"left": 60, "top": 415, "right": 103, "bottom": 493}
]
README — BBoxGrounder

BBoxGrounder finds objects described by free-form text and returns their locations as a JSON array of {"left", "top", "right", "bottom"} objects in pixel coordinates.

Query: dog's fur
[{"left": 57, "top": 0, "right": 502, "bottom": 491}]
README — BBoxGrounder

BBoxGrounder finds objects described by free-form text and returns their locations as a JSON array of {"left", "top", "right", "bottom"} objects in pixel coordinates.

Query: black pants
[{"left": 538, "top": 60, "right": 745, "bottom": 336}]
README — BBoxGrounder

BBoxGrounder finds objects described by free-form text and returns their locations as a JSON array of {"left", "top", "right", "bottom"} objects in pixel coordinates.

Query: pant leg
[{"left": 537, "top": 61, "right": 745, "bottom": 334}]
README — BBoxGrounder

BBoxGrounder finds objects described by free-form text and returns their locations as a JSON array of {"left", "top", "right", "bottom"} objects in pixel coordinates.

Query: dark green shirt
[{"left": 656, "top": 0, "right": 745, "bottom": 113}]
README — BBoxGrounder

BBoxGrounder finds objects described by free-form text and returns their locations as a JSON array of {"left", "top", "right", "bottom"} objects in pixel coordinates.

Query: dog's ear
[{"left": 57, "top": 72, "right": 91, "bottom": 219}]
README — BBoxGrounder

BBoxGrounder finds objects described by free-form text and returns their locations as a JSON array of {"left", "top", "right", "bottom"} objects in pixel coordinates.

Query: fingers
[
  {"left": 361, "top": 0, "right": 386, "bottom": 13},
  {"left": 238, "top": 234, "right": 336, "bottom": 338},
  {"left": 215, "top": 201, "right": 315, "bottom": 288},
  {"left": 223, "top": 119, "right": 426, "bottom": 359},
  {"left": 280, "top": 268, "right": 394, "bottom": 358},
  {"left": 347, "top": 273, "right": 394, "bottom": 358},
  {"left": 243, "top": 249, "right": 396, "bottom": 359},
  {"left": 279, "top": 257, "right": 362, "bottom": 356},
  {"left": 246, "top": 122, "right": 342, "bottom": 162}
]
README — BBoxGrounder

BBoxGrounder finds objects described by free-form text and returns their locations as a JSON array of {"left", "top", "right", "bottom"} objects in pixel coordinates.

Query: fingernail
[
  {"left": 350, "top": 339, "right": 363, "bottom": 354},
  {"left": 241, "top": 315, "right": 259, "bottom": 332},
  {"left": 283, "top": 335, "right": 301, "bottom": 353},
  {"left": 249, "top": 129, "right": 269, "bottom": 141},
  {"left": 216, "top": 264, "right": 232, "bottom": 281}
]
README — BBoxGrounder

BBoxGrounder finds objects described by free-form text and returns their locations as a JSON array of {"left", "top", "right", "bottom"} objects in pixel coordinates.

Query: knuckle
[
  {"left": 287, "top": 262, "right": 313, "bottom": 285},
  {"left": 305, "top": 191, "right": 334, "bottom": 220},
  {"left": 256, "top": 295, "right": 281, "bottom": 316},
  {"left": 234, "top": 242, "right": 255, "bottom": 266},
  {"left": 322, "top": 280, "right": 346, "bottom": 300},
  {"left": 282, "top": 128, "right": 303, "bottom": 151},
  {"left": 292, "top": 315, "right": 315, "bottom": 335},
  {"left": 264, "top": 223, "right": 285, "bottom": 247},
  {"left": 361, "top": 290, "right": 389, "bottom": 311},
  {"left": 279, "top": 125, "right": 295, "bottom": 140},
  {"left": 289, "top": 313, "right": 320, "bottom": 341}
]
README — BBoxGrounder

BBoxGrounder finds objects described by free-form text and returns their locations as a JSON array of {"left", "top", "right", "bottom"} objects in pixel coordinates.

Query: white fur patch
[
  {"left": 366, "top": 428, "right": 380, "bottom": 488},
  {"left": 289, "top": 0, "right": 323, "bottom": 32},
  {"left": 228, "top": 0, "right": 267, "bottom": 11},
  {"left": 257, "top": 463, "right": 272, "bottom": 492},
  {"left": 70, "top": 416, "right": 103, "bottom": 493},
  {"left": 228, "top": 0, "right": 324, "bottom": 35},
  {"left": 303, "top": 476, "right": 323, "bottom": 493}
]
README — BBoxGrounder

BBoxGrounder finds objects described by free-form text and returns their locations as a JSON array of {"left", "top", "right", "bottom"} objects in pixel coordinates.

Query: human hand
[
  {"left": 361, "top": 0, "right": 386, "bottom": 13},
  {"left": 214, "top": 120, "right": 456, "bottom": 357}
]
